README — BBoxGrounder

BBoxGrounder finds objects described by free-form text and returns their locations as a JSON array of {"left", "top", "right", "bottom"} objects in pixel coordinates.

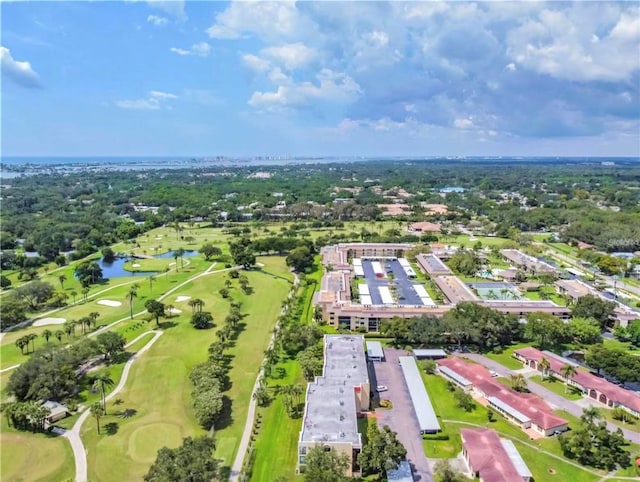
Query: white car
[
  {"left": 376, "top": 385, "right": 389, "bottom": 392},
  {"left": 489, "top": 370, "right": 499, "bottom": 377}
]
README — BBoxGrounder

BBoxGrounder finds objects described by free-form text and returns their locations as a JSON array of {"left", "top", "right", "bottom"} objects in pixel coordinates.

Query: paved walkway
[
  {"left": 229, "top": 273, "right": 298, "bottom": 482},
  {"left": 456, "top": 353, "right": 640, "bottom": 444},
  {"left": 64, "top": 329, "right": 164, "bottom": 482}
]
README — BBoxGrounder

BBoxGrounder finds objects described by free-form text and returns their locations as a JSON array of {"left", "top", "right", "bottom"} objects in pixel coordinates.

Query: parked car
[
  {"left": 489, "top": 370, "right": 499, "bottom": 377},
  {"left": 376, "top": 385, "right": 389, "bottom": 392}
]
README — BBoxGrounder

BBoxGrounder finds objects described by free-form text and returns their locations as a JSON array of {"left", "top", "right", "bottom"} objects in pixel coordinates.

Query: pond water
[{"left": 98, "top": 250, "right": 198, "bottom": 279}]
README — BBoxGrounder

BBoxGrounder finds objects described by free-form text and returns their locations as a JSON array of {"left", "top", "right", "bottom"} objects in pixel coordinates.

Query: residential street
[
  {"left": 456, "top": 352, "right": 640, "bottom": 444},
  {"left": 373, "top": 348, "right": 433, "bottom": 482}
]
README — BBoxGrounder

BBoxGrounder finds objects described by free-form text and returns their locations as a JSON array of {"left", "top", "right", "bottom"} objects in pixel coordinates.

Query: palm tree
[
  {"left": 224, "top": 279, "right": 232, "bottom": 289},
  {"left": 70, "top": 289, "right": 78, "bottom": 304},
  {"left": 509, "top": 374, "right": 527, "bottom": 392},
  {"left": 42, "top": 329, "right": 52, "bottom": 343},
  {"left": 539, "top": 357, "right": 551, "bottom": 380},
  {"left": 166, "top": 304, "right": 174, "bottom": 318},
  {"left": 64, "top": 321, "right": 75, "bottom": 338},
  {"left": 90, "top": 402, "right": 104, "bottom": 434},
  {"left": 176, "top": 248, "right": 186, "bottom": 270},
  {"left": 193, "top": 298, "right": 204, "bottom": 313},
  {"left": 27, "top": 333, "right": 37, "bottom": 353},
  {"left": 92, "top": 373, "right": 115, "bottom": 414},
  {"left": 82, "top": 286, "right": 90, "bottom": 302},
  {"left": 88, "top": 312, "right": 100, "bottom": 329},
  {"left": 127, "top": 284, "right": 139, "bottom": 319},
  {"left": 15, "top": 337, "right": 27, "bottom": 355},
  {"left": 83, "top": 317, "right": 92, "bottom": 334},
  {"left": 188, "top": 299, "right": 197, "bottom": 313},
  {"left": 560, "top": 364, "right": 578, "bottom": 393},
  {"left": 581, "top": 406, "right": 602, "bottom": 425},
  {"left": 54, "top": 330, "right": 64, "bottom": 343},
  {"left": 148, "top": 275, "right": 156, "bottom": 292},
  {"left": 58, "top": 274, "right": 67, "bottom": 290}
]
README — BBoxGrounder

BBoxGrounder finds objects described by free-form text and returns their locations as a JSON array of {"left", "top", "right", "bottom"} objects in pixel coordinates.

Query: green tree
[
  {"left": 0, "top": 274, "right": 11, "bottom": 289},
  {"left": 433, "top": 459, "right": 467, "bottom": 482},
  {"left": 191, "top": 311, "right": 214, "bottom": 329},
  {"left": 419, "top": 359, "right": 437, "bottom": 374},
  {"left": 145, "top": 299, "right": 166, "bottom": 326},
  {"left": 573, "top": 295, "right": 616, "bottom": 329},
  {"left": 58, "top": 274, "right": 67, "bottom": 290},
  {"left": 539, "top": 357, "right": 551, "bottom": 380},
  {"left": 567, "top": 317, "right": 602, "bottom": 345},
  {"left": 286, "top": 245, "right": 315, "bottom": 272},
  {"left": 145, "top": 436, "right": 221, "bottom": 482},
  {"left": 453, "top": 390, "right": 475, "bottom": 412},
  {"left": 358, "top": 424, "right": 407, "bottom": 477},
  {"left": 524, "top": 311, "right": 568, "bottom": 350},
  {"left": 74, "top": 260, "right": 103, "bottom": 286},
  {"left": 41, "top": 329, "right": 52, "bottom": 343},
  {"left": 90, "top": 402, "right": 104, "bottom": 434},
  {"left": 200, "top": 243, "right": 222, "bottom": 261},
  {"left": 96, "top": 331, "right": 126, "bottom": 361},
  {"left": 127, "top": 283, "right": 139, "bottom": 319},
  {"left": 560, "top": 364, "right": 578, "bottom": 393},
  {"left": 11, "top": 280, "right": 55, "bottom": 311},
  {"left": 92, "top": 373, "right": 115, "bottom": 413},
  {"left": 303, "top": 445, "right": 349, "bottom": 482},
  {"left": 509, "top": 373, "right": 527, "bottom": 392}
]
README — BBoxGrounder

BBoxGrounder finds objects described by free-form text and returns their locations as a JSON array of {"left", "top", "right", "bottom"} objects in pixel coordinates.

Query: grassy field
[
  {"left": 421, "top": 373, "right": 601, "bottom": 482},
  {"left": 0, "top": 428, "right": 75, "bottom": 482},
  {"left": 80, "top": 265, "right": 290, "bottom": 480},
  {"left": 250, "top": 358, "right": 304, "bottom": 482},
  {"left": 529, "top": 375, "right": 584, "bottom": 401},
  {"left": 483, "top": 342, "right": 530, "bottom": 370}
]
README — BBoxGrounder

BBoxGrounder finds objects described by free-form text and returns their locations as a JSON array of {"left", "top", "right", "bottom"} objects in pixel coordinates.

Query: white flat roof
[
  {"left": 438, "top": 365, "right": 472, "bottom": 386},
  {"left": 488, "top": 397, "right": 531, "bottom": 424},
  {"left": 414, "top": 285, "right": 429, "bottom": 298},
  {"left": 366, "top": 341, "right": 384, "bottom": 359},
  {"left": 398, "top": 356, "right": 441, "bottom": 432},
  {"left": 371, "top": 261, "right": 384, "bottom": 274},
  {"left": 359, "top": 284, "right": 370, "bottom": 295},
  {"left": 414, "top": 349, "right": 447, "bottom": 358},
  {"left": 354, "top": 266, "right": 365, "bottom": 277},
  {"left": 500, "top": 439, "right": 533, "bottom": 479},
  {"left": 353, "top": 258, "right": 363, "bottom": 266},
  {"left": 379, "top": 286, "right": 394, "bottom": 305},
  {"left": 360, "top": 294, "right": 372, "bottom": 305}
]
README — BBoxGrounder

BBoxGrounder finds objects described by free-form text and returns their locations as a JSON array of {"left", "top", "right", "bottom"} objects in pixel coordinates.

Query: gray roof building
[{"left": 398, "top": 356, "right": 441, "bottom": 433}]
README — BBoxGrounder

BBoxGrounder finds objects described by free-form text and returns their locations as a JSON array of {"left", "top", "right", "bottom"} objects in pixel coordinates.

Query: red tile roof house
[
  {"left": 514, "top": 347, "right": 640, "bottom": 418},
  {"left": 461, "top": 428, "right": 533, "bottom": 482},
  {"left": 437, "top": 358, "right": 568, "bottom": 436}
]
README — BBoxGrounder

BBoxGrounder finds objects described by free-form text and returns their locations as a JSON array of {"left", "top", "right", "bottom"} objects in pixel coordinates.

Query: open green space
[
  {"left": 483, "top": 342, "right": 530, "bottom": 370},
  {"left": 0, "top": 428, "right": 74, "bottom": 482},
  {"left": 123, "top": 257, "right": 176, "bottom": 273},
  {"left": 529, "top": 375, "right": 584, "bottom": 401},
  {"left": 80, "top": 266, "right": 290, "bottom": 480}
]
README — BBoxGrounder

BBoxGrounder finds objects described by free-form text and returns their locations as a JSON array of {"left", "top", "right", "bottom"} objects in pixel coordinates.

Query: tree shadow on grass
[
  {"left": 104, "top": 422, "right": 119, "bottom": 435},
  {"left": 214, "top": 396, "right": 234, "bottom": 431},
  {"left": 159, "top": 320, "right": 178, "bottom": 330},
  {"left": 114, "top": 408, "right": 137, "bottom": 419}
]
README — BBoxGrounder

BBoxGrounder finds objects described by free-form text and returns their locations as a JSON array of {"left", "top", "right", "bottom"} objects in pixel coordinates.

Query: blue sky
[{"left": 2, "top": 1, "right": 639, "bottom": 157}]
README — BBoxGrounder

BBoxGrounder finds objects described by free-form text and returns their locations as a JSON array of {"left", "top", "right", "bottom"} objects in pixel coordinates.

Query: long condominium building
[
  {"left": 298, "top": 335, "right": 370, "bottom": 476},
  {"left": 317, "top": 243, "right": 570, "bottom": 331}
]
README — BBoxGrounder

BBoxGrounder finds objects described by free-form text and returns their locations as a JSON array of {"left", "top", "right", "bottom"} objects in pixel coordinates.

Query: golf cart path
[{"left": 65, "top": 330, "right": 164, "bottom": 482}]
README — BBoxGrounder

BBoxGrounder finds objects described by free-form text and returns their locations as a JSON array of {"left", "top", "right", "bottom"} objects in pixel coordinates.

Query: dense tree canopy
[{"left": 145, "top": 436, "right": 222, "bottom": 482}]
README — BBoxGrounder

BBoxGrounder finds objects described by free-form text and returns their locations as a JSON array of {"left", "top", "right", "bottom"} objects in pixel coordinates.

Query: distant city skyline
[{"left": 2, "top": 1, "right": 639, "bottom": 157}]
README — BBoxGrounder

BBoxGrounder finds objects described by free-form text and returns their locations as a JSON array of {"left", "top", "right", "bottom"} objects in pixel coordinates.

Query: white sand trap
[
  {"left": 33, "top": 317, "right": 66, "bottom": 327},
  {"left": 155, "top": 236, "right": 162, "bottom": 240},
  {"left": 175, "top": 296, "right": 191, "bottom": 302},
  {"left": 169, "top": 262, "right": 176, "bottom": 266},
  {"left": 97, "top": 299, "right": 122, "bottom": 307},
  {"left": 132, "top": 263, "right": 141, "bottom": 268},
  {"left": 167, "top": 307, "right": 182, "bottom": 315}
]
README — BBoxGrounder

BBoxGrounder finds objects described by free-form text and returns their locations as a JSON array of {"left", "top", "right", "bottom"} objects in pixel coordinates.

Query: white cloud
[
  {"left": 207, "top": 1, "right": 313, "bottom": 41},
  {"left": 242, "top": 54, "right": 270, "bottom": 72},
  {"left": 147, "top": 14, "right": 168, "bottom": 26},
  {"left": 261, "top": 42, "right": 315, "bottom": 70},
  {"left": 454, "top": 118, "right": 474, "bottom": 129},
  {"left": 170, "top": 42, "right": 210, "bottom": 57},
  {"left": 506, "top": 5, "right": 640, "bottom": 82},
  {"left": 505, "top": 63, "right": 517, "bottom": 72},
  {"left": 249, "top": 68, "right": 361, "bottom": 110},
  {"left": 116, "top": 90, "right": 177, "bottom": 110},
  {"left": 0, "top": 46, "right": 41, "bottom": 88},
  {"left": 364, "top": 30, "right": 389, "bottom": 48},
  {"left": 146, "top": 0, "right": 186, "bottom": 21}
]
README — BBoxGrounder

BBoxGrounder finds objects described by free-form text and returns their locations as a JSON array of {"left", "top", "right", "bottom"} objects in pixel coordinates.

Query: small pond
[{"left": 98, "top": 250, "right": 198, "bottom": 279}]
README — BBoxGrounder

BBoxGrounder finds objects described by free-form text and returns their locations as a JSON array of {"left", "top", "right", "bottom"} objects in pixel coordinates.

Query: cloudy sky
[{"left": 2, "top": 1, "right": 639, "bottom": 157}]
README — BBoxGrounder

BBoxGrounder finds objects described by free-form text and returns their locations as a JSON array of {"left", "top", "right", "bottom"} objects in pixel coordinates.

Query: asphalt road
[
  {"left": 457, "top": 352, "right": 640, "bottom": 444},
  {"left": 373, "top": 348, "right": 433, "bottom": 482}
]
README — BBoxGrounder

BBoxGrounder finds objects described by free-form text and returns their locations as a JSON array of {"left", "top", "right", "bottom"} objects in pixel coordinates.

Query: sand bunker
[
  {"left": 33, "top": 317, "right": 66, "bottom": 327},
  {"left": 132, "top": 263, "right": 141, "bottom": 268},
  {"left": 97, "top": 300, "right": 122, "bottom": 307},
  {"left": 175, "top": 296, "right": 191, "bottom": 302},
  {"left": 167, "top": 307, "right": 182, "bottom": 315}
]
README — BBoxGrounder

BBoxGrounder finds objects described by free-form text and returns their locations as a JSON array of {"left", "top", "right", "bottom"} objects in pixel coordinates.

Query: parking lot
[
  {"left": 372, "top": 348, "right": 433, "bottom": 481},
  {"left": 361, "top": 259, "right": 425, "bottom": 306}
]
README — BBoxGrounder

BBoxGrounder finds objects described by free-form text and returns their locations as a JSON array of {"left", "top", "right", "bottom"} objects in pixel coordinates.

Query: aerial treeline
[
  {"left": 585, "top": 345, "right": 640, "bottom": 384},
  {"left": 380, "top": 302, "right": 524, "bottom": 352},
  {"left": 1, "top": 160, "right": 639, "bottom": 274}
]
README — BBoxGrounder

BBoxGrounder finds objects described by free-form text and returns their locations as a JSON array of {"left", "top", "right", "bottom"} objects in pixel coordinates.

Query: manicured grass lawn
[
  {"left": 522, "top": 287, "right": 567, "bottom": 306},
  {"left": 80, "top": 266, "right": 290, "bottom": 480},
  {"left": 123, "top": 257, "right": 175, "bottom": 273},
  {"left": 483, "top": 342, "right": 530, "bottom": 370},
  {"left": 529, "top": 375, "right": 584, "bottom": 401},
  {"left": 598, "top": 406, "right": 640, "bottom": 431},
  {"left": 421, "top": 373, "right": 601, "bottom": 481},
  {"left": 251, "top": 358, "right": 304, "bottom": 482}
]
